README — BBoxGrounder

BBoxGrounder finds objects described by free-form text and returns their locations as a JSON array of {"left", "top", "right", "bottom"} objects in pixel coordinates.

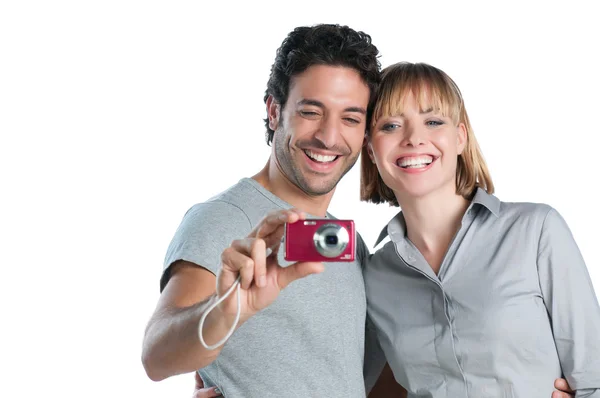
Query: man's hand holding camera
[{"left": 214, "top": 209, "right": 325, "bottom": 325}]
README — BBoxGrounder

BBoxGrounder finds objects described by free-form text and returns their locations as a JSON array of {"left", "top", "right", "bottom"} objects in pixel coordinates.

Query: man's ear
[{"left": 266, "top": 95, "right": 280, "bottom": 131}]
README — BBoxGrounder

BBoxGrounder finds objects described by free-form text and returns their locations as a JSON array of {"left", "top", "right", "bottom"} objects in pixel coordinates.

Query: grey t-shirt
[{"left": 161, "top": 178, "right": 384, "bottom": 397}]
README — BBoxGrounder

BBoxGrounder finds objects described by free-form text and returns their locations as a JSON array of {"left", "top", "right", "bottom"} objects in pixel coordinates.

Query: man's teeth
[
  {"left": 305, "top": 150, "right": 337, "bottom": 163},
  {"left": 398, "top": 156, "right": 434, "bottom": 168}
]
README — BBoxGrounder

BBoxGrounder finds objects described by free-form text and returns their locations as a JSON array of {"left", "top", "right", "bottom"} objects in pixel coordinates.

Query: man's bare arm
[
  {"left": 142, "top": 261, "right": 230, "bottom": 381},
  {"left": 142, "top": 209, "right": 324, "bottom": 382}
]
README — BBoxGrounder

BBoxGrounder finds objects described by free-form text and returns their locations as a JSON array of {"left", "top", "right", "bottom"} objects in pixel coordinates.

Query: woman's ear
[{"left": 456, "top": 123, "right": 467, "bottom": 155}]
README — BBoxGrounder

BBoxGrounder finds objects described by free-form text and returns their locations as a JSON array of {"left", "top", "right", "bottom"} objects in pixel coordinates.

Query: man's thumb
[{"left": 277, "top": 261, "right": 324, "bottom": 289}]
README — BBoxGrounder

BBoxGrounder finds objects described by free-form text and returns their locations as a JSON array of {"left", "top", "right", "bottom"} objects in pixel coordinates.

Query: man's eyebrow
[
  {"left": 345, "top": 106, "right": 367, "bottom": 115},
  {"left": 297, "top": 99, "right": 366, "bottom": 114},
  {"left": 297, "top": 99, "right": 324, "bottom": 108}
]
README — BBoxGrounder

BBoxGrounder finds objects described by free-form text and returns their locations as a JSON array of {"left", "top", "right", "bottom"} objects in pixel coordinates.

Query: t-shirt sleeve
[{"left": 160, "top": 201, "right": 253, "bottom": 292}]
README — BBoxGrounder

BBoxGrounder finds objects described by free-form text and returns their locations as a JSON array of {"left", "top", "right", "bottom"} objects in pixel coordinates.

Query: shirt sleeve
[
  {"left": 160, "top": 201, "right": 252, "bottom": 292},
  {"left": 363, "top": 311, "right": 387, "bottom": 394},
  {"left": 537, "top": 207, "right": 600, "bottom": 396}
]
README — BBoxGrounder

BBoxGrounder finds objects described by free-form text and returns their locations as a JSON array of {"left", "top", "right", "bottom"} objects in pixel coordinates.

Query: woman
[{"left": 360, "top": 62, "right": 600, "bottom": 397}]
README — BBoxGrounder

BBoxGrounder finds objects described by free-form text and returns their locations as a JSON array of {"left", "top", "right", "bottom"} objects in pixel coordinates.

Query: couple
[{"left": 142, "top": 24, "right": 600, "bottom": 397}]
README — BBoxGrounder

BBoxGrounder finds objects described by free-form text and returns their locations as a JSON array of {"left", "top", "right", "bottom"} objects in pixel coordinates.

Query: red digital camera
[{"left": 284, "top": 219, "right": 355, "bottom": 262}]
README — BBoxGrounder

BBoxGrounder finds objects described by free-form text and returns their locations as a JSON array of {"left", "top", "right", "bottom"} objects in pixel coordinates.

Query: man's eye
[
  {"left": 299, "top": 111, "right": 319, "bottom": 117},
  {"left": 344, "top": 118, "right": 360, "bottom": 124}
]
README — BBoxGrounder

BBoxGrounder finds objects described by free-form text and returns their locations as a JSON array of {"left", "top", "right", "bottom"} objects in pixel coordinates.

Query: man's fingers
[
  {"left": 227, "top": 238, "right": 269, "bottom": 289},
  {"left": 220, "top": 209, "right": 315, "bottom": 292},
  {"left": 250, "top": 238, "right": 267, "bottom": 288},
  {"left": 194, "top": 371, "right": 204, "bottom": 389},
  {"left": 221, "top": 244, "right": 255, "bottom": 290},
  {"left": 252, "top": 209, "right": 306, "bottom": 238},
  {"left": 552, "top": 376, "right": 574, "bottom": 398},
  {"left": 554, "top": 378, "right": 574, "bottom": 393},
  {"left": 552, "top": 391, "right": 573, "bottom": 398},
  {"left": 192, "top": 387, "right": 222, "bottom": 398},
  {"left": 192, "top": 373, "right": 222, "bottom": 398},
  {"left": 277, "top": 261, "right": 324, "bottom": 289}
]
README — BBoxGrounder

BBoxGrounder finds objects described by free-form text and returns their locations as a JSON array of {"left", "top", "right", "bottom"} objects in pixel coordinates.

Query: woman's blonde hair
[{"left": 360, "top": 62, "right": 494, "bottom": 206}]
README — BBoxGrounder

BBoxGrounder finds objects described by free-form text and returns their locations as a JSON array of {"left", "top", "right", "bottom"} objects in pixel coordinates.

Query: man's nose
[{"left": 314, "top": 115, "right": 342, "bottom": 148}]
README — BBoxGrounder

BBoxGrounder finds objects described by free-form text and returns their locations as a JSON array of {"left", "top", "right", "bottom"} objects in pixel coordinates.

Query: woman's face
[{"left": 368, "top": 93, "right": 467, "bottom": 201}]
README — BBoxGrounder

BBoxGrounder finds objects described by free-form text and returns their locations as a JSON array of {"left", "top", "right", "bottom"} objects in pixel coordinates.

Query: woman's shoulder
[
  {"left": 493, "top": 198, "right": 567, "bottom": 237},
  {"left": 498, "top": 199, "right": 554, "bottom": 218}
]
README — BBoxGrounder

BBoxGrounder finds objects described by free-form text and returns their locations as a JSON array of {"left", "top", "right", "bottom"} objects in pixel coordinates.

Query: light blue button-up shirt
[{"left": 364, "top": 188, "right": 600, "bottom": 397}]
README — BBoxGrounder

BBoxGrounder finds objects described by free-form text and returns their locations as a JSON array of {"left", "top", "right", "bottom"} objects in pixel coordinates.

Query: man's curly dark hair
[{"left": 263, "top": 24, "right": 381, "bottom": 146}]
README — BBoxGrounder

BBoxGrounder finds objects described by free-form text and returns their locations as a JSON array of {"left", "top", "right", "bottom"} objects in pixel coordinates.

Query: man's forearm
[{"left": 142, "top": 295, "right": 237, "bottom": 381}]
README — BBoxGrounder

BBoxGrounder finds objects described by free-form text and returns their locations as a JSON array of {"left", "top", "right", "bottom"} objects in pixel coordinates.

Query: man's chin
[
  {"left": 292, "top": 159, "right": 355, "bottom": 196},
  {"left": 299, "top": 178, "right": 339, "bottom": 196}
]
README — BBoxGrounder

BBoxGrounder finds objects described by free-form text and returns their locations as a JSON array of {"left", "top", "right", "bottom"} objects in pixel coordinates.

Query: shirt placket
[{"left": 392, "top": 214, "right": 478, "bottom": 398}]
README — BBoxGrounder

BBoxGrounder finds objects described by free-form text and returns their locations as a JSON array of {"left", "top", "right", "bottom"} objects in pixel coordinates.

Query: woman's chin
[{"left": 390, "top": 183, "right": 443, "bottom": 202}]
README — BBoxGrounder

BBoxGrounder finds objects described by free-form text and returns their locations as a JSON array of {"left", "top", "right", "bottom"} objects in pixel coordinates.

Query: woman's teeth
[{"left": 397, "top": 156, "right": 433, "bottom": 168}]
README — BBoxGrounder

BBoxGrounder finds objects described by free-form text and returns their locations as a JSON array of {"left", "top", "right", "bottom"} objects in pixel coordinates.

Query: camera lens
[
  {"left": 325, "top": 235, "right": 338, "bottom": 246},
  {"left": 313, "top": 223, "right": 349, "bottom": 258}
]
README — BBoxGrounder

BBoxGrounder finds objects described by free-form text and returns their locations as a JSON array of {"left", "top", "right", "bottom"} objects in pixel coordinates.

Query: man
[
  {"left": 143, "top": 23, "right": 576, "bottom": 398},
  {"left": 142, "top": 23, "right": 396, "bottom": 397}
]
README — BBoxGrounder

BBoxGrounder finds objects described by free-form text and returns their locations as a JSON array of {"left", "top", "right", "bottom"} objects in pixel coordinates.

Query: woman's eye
[
  {"left": 381, "top": 123, "right": 400, "bottom": 132},
  {"left": 426, "top": 120, "right": 444, "bottom": 126}
]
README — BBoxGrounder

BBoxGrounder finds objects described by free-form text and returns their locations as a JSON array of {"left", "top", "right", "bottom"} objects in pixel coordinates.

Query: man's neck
[{"left": 251, "top": 158, "right": 334, "bottom": 217}]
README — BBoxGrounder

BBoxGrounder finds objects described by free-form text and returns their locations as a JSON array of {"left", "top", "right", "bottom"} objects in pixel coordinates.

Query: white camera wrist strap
[{"left": 198, "top": 274, "right": 242, "bottom": 350}]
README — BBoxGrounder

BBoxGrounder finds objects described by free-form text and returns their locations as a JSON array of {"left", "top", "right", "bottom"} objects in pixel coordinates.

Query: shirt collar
[
  {"left": 374, "top": 187, "right": 500, "bottom": 247},
  {"left": 471, "top": 187, "right": 500, "bottom": 218},
  {"left": 375, "top": 211, "right": 406, "bottom": 247}
]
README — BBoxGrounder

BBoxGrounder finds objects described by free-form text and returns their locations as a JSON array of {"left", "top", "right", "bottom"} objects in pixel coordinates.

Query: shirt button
[{"left": 407, "top": 255, "right": 415, "bottom": 262}]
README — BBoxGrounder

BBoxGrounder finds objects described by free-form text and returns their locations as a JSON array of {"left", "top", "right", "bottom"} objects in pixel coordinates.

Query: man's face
[{"left": 269, "top": 65, "right": 370, "bottom": 196}]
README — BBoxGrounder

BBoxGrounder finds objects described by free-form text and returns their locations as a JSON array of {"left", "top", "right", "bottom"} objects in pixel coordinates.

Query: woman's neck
[{"left": 396, "top": 185, "right": 470, "bottom": 273}]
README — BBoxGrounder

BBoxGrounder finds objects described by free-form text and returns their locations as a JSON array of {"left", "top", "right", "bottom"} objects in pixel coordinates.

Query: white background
[{"left": 1, "top": 1, "right": 598, "bottom": 397}]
